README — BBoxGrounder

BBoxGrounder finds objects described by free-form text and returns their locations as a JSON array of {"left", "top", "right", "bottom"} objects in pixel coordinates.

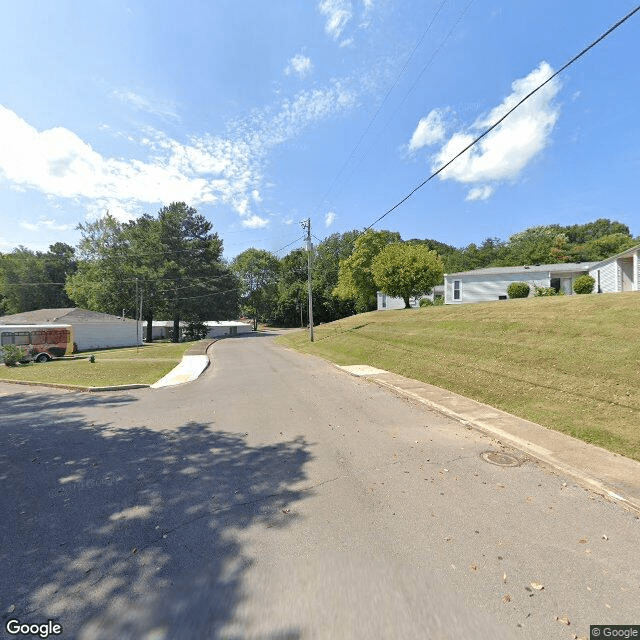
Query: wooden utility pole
[{"left": 301, "top": 219, "right": 314, "bottom": 342}]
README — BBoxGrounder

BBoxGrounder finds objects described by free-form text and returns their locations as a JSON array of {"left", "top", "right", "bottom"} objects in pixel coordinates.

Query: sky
[{"left": 0, "top": 1, "right": 638, "bottom": 260}]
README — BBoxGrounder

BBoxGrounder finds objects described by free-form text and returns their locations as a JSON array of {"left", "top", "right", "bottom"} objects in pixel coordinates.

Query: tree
[
  {"left": 0, "top": 244, "right": 77, "bottom": 314},
  {"left": 312, "top": 231, "right": 360, "bottom": 323},
  {"left": 156, "top": 203, "right": 238, "bottom": 341},
  {"left": 67, "top": 204, "right": 238, "bottom": 342},
  {"left": 371, "top": 243, "right": 444, "bottom": 308},
  {"left": 232, "top": 248, "right": 280, "bottom": 330},
  {"left": 333, "top": 229, "right": 401, "bottom": 312}
]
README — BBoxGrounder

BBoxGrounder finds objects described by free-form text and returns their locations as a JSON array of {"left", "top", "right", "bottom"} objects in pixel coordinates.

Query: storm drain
[{"left": 480, "top": 450, "right": 522, "bottom": 467}]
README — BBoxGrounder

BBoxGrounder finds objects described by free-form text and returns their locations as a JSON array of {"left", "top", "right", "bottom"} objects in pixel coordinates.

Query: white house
[
  {"left": 443, "top": 263, "right": 597, "bottom": 304},
  {"left": 377, "top": 286, "right": 445, "bottom": 310},
  {"left": 588, "top": 244, "right": 640, "bottom": 293},
  {"left": 0, "top": 308, "right": 139, "bottom": 350}
]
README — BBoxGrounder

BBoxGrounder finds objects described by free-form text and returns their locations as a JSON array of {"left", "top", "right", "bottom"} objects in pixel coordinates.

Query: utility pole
[{"left": 301, "top": 218, "right": 314, "bottom": 342}]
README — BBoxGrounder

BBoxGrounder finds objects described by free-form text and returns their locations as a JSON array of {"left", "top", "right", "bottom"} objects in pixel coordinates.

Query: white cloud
[
  {"left": 0, "top": 78, "right": 360, "bottom": 224},
  {"left": 285, "top": 54, "right": 313, "bottom": 79},
  {"left": 433, "top": 62, "right": 561, "bottom": 194},
  {"left": 241, "top": 215, "right": 269, "bottom": 229},
  {"left": 408, "top": 109, "right": 446, "bottom": 152},
  {"left": 19, "top": 217, "right": 73, "bottom": 232},
  {"left": 465, "top": 186, "right": 493, "bottom": 201},
  {"left": 112, "top": 89, "right": 181, "bottom": 122},
  {"left": 319, "top": 0, "right": 353, "bottom": 40},
  {"left": 324, "top": 210, "right": 336, "bottom": 227}
]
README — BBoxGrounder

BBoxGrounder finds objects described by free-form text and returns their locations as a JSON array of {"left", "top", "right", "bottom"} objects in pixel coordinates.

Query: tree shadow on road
[{"left": 0, "top": 390, "right": 311, "bottom": 640}]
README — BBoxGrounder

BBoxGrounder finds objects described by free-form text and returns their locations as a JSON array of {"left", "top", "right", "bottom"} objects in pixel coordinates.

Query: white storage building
[{"left": 0, "top": 308, "right": 139, "bottom": 351}]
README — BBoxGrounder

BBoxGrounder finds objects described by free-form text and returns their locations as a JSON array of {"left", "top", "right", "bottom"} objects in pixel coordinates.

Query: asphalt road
[{"left": 1, "top": 331, "right": 639, "bottom": 640}]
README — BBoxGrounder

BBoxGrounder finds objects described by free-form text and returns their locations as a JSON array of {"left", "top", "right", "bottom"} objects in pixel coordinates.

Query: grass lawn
[
  {"left": 0, "top": 341, "right": 197, "bottom": 387},
  {"left": 277, "top": 292, "right": 640, "bottom": 461}
]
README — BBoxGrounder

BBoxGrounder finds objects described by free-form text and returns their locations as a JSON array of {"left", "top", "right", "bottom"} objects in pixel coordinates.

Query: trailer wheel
[{"left": 35, "top": 353, "right": 51, "bottom": 363}]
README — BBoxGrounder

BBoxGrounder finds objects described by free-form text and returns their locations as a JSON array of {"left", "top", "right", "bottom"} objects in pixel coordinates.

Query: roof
[
  {"left": 445, "top": 262, "right": 597, "bottom": 278},
  {"left": 0, "top": 307, "right": 135, "bottom": 324}
]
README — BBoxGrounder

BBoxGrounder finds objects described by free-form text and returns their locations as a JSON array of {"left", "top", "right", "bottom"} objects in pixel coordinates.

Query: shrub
[
  {"left": 507, "top": 282, "right": 530, "bottom": 299},
  {"left": 433, "top": 295, "right": 444, "bottom": 306},
  {"left": 3, "top": 344, "right": 26, "bottom": 367},
  {"left": 419, "top": 298, "right": 433, "bottom": 307},
  {"left": 534, "top": 285, "right": 564, "bottom": 297},
  {"left": 184, "top": 321, "right": 209, "bottom": 341},
  {"left": 573, "top": 274, "right": 595, "bottom": 294}
]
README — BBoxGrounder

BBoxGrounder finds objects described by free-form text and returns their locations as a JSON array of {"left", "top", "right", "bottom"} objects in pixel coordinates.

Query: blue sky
[{"left": 0, "top": 1, "right": 638, "bottom": 259}]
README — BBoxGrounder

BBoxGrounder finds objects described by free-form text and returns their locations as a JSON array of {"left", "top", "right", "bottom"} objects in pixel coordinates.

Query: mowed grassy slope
[
  {"left": 278, "top": 293, "right": 640, "bottom": 461},
  {"left": 0, "top": 341, "right": 195, "bottom": 387}
]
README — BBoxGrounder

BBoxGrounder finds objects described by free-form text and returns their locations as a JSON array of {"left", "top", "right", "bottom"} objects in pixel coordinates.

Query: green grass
[
  {"left": 0, "top": 341, "right": 196, "bottom": 387},
  {"left": 277, "top": 292, "right": 640, "bottom": 461}
]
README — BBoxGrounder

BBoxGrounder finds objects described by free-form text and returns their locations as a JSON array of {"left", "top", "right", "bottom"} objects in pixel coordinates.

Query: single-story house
[
  {"left": 377, "top": 285, "right": 445, "bottom": 310},
  {"left": 588, "top": 244, "right": 639, "bottom": 293},
  {"left": 444, "top": 263, "right": 597, "bottom": 304},
  {"left": 144, "top": 320, "right": 252, "bottom": 340},
  {"left": 0, "top": 308, "right": 139, "bottom": 350},
  {"left": 443, "top": 243, "right": 640, "bottom": 304}
]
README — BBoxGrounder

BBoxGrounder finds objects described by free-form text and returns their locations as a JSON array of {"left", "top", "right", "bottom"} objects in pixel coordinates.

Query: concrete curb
[
  {"left": 337, "top": 364, "right": 640, "bottom": 516},
  {"left": 0, "top": 341, "right": 218, "bottom": 392},
  {"left": 0, "top": 379, "right": 150, "bottom": 392}
]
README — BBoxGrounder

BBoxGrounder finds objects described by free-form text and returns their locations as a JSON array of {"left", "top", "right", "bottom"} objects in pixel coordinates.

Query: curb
[
  {"left": 337, "top": 364, "right": 640, "bottom": 516},
  {"left": 0, "top": 379, "right": 149, "bottom": 392}
]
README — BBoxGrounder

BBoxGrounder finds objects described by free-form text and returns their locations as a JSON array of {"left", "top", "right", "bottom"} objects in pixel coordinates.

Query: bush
[
  {"left": 573, "top": 274, "right": 595, "bottom": 294},
  {"left": 419, "top": 298, "right": 433, "bottom": 307},
  {"left": 534, "top": 285, "right": 564, "bottom": 297},
  {"left": 3, "top": 344, "right": 27, "bottom": 367},
  {"left": 433, "top": 295, "right": 444, "bottom": 306},
  {"left": 507, "top": 282, "right": 530, "bottom": 299},
  {"left": 184, "top": 321, "right": 209, "bottom": 341}
]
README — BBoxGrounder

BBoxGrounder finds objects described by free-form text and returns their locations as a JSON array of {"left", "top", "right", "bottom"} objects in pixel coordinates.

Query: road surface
[{"left": 1, "top": 331, "right": 638, "bottom": 639}]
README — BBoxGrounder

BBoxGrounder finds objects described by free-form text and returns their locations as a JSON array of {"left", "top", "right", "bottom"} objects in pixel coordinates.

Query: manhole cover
[{"left": 480, "top": 451, "right": 522, "bottom": 467}]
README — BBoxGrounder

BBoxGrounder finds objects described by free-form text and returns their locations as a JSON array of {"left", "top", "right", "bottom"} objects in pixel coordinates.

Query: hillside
[{"left": 278, "top": 292, "right": 640, "bottom": 461}]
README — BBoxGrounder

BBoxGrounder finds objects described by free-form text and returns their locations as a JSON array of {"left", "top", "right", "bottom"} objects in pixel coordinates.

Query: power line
[
  {"left": 340, "top": 0, "right": 474, "bottom": 191},
  {"left": 313, "top": 0, "right": 450, "bottom": 215},
  {"left": 364, "top": 4, "right": 640, "bottom": 232}
]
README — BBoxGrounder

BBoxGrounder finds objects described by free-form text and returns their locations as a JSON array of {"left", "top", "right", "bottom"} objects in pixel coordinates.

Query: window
[
  {"left": 550, "top": 278, "right": 561, "bottom": 293},
  {"left": 453, "top": 280, "right": 461, "bottom": 300},
  {"left": 31, "top": 331, "right": 46, "bottom": 345},
  {"left": 381, "top": 294, "right": 386, "bottom": 308},
  {"left": 1, "top": 332, "right": 13, "bottom": 346},
  {"left": 12, "top": 332, "right": 30, "bottom": 346}
]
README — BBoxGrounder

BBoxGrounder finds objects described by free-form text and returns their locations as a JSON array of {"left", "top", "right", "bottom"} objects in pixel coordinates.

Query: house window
[
  {"left": 453, "top": 280, "right": 461, "bottom": 300},
  {"left": 550, "top": 277, "right": 561, "bottom": 293}
]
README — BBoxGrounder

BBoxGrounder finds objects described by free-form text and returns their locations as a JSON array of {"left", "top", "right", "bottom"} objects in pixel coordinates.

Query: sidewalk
[{"left": 338, "top": 364, "right": 640, "bottom": 516}]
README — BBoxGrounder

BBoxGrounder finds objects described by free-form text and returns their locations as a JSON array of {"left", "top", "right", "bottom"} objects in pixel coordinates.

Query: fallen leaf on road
[
  {"left": 578, "top": 538, "right": 588, "bottom": 544},
  {"left": 502, "top": 594, "right": 511, "bottom": 603},
  {"left": 555, "top": 616, "right": 570, "bottom": 625},
  {"left": 602, "top": 534, "right": 609, "bottom": 540},
  {"left": 503, "top": 573, "right": 507, "bottom": 583},
  {"left": 530, "top": 582, "right": 544, "bottom": 590},
  {"left": 282, "top": 509, "right": 290, "bottom": 514},
  {"left": 470, "top": 563, "right": 478, "bottom": 571}
]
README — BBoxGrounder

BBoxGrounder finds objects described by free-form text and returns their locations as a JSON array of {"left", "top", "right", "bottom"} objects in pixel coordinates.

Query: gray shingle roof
[
  {"left": 445, "top": 262, "right": 597, "bottom": 277},
  {"left": 0, "top": 308, "right": 134, "bottom": 324}
]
